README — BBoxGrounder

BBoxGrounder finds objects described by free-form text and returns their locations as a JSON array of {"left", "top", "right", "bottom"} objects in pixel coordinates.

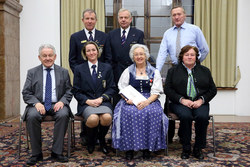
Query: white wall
[
  {"left": 20, "top": 0, "right": 61, "bottom": 114},
  {"left": 19, "top": 0, "right": 250, "bottom": 116}
]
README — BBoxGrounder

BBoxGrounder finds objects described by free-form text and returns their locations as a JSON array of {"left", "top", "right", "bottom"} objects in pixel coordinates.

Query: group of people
[{"left": 22, "top": 6, "right": 216, "bottom": 166}]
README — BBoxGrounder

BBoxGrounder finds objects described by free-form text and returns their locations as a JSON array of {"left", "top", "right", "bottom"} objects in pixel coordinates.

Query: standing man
[
  {"left": 107, "top": 8, "right": 144, "bottom": 104},
  {"left": 22, "top": 44, "right": 73, "bottom": 165},
  {"left": 156, "top": 6, "right": 209, "bottom": 143},
  {"left": 69, "top": 9, "right": 111, "bottom": 73},
  {"left": 156, "top": 6, "right": 209, "bottom": 70}
]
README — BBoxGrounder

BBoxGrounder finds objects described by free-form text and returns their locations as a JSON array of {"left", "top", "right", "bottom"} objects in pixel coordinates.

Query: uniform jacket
[
  {"left": 69, "top": 29, "right": 112, "bottom": 73},
  {"left": 73, "top": 61, "right": 116, "bottom": 115},
  {"left": 107, "top": 27, "right": 144, "bottom": 84}
]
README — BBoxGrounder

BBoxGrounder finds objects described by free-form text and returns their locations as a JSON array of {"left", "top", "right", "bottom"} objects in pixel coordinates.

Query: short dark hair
[{"left": 178, "top": 45, "right": 200, "bottom": 64}]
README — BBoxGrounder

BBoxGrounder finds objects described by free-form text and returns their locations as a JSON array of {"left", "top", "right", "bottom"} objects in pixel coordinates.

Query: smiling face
[
  {"left": 182, "top": 48, "right": 197, "bottom": 69},
  {"left": 171, "top": 7, "right": 186, "bottom": 28},
  {"left": 85, "top": 44, "right": 98, "bottom": 64},
  {"left": 38, "top": 48, "right": 56, "bottom": 68},
  {"left": 133, "top": 47, "right": 147, "bottom": 66},
  {"left": 82, "top": 12, "right": 97, "bottom": 31},
  {"left": 118, "top": 10, "right": 132, "bottom": 29}
]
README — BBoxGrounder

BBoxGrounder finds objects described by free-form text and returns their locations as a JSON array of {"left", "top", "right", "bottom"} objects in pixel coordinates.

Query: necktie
[
  {"left": 89, "top": 31, "right": 94, "bottom": 41},
  {"left": 121, "top": 30, "right": 126, "bottom": 45},
  {"left": 91, "top": 65, "right": 97, "bottom": 85},
  {"left": 44, "top": 68, "right": 52, "bottom": 111},
  {"left": 187, "top": 73, "right": 197, "bottom": 100},
  {"left": 176, "top": 27, "right": 181, "bottom": 58}
]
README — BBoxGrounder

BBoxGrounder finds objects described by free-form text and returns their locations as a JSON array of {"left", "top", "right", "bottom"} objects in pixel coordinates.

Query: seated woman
[
  {"left": 73, "top": 41, "right": 116, "bottom": 154},
  {"left": 112, "top": 44, "right": 168, "bottom": 160},
  {"left": 164, "top": 45, "right": 217, "bottom": 160}
]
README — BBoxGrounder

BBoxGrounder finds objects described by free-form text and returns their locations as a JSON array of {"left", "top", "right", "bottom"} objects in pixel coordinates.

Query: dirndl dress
[{"left": 112, "top": 73, "right": 168, "bottom": 151}]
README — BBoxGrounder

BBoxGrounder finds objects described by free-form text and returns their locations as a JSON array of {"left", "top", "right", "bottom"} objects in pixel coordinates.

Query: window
[{"left": 105, "top": 0, "right": 194, "bottom": 77}]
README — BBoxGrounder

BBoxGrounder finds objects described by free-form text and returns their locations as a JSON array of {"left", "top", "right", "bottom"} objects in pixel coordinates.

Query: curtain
[
  {"left": 60, "top": 0, "right": 105, "bottom": 82},
  {"left": 194, "top": 0, "right": 240, "bottom": 87}
]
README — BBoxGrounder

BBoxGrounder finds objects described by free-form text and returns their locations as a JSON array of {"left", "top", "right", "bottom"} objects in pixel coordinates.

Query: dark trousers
[{"left": 170, "top": 103, "right": 209, "bottom": 151}]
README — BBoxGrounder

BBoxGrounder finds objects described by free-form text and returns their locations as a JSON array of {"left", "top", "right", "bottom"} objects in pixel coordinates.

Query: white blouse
[{"left": 118, "top": 68, "right": 163, "bottom": 95}]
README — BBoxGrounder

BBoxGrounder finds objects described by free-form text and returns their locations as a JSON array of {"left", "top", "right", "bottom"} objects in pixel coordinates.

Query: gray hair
[
  {"left": 82, "top": 9, "right": 97, "bottom": 19},
  {"left": 118, "top": 8, "right": 132, "bottom": 19},
  {"left": 129, "top": 44, "right": 150, "bottom": 62},
  {"left": 38, "top": 44, "right": 56, "bottom": 55}
]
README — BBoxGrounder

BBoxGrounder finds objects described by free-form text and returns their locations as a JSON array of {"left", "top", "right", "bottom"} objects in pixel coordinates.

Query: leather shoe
[
  {"left": 100, "top": 144, "right": 109, "bottom": 154},
  {"left": 51, "top": 152, "right": 68, "bottom": 162},
  {"left": 193, "top": 148, "right": 204, "bottom": 160},
  {"left": 142, "top": 150, "right": 151, "bottom": 160},
  {"left": 87, "top": 145, "right": 95, "bottom": 154},
  {"left": 125, "top": 150, "right": 134, "bottom": 160},
  {"left": 181, "top": 149, "right": 191, "bottom": 159},
  {"left": 27, "top": 153, "right": 43, "bottom": 165},
  {"left": 81, "top": 136, "right": 87, "bottom": 146}
]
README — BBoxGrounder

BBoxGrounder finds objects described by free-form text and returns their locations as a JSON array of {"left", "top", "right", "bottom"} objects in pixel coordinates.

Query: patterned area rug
[{"left": 0, "top": 121, "right": 249, "bottom": 167}]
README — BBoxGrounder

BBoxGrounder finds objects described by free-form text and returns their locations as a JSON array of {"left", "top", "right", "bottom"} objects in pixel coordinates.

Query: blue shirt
[{"left": 156, "top": 22, "right": 209, "bottom": 71}]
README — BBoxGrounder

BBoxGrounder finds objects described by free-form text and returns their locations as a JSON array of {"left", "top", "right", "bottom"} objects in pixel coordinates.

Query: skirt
[{"left": 112, "top": 93, "right": 168, "bottom": 151}]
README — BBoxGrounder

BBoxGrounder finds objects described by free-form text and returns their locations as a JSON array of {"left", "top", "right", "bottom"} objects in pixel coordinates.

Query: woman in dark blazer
[
  {"left": 164, "top": 45, "right": 217, "bottom": 160},
  {"left": 73, "top": 41, "right": 116, "bottom": 154}
]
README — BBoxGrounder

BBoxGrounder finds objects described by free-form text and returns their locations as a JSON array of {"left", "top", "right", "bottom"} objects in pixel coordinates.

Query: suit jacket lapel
[
  {"left": 37, "top": 65, "right": 44, "bottom": 102},
  {"left": 83, "top": 63, "right": 96, "bottom": 91},
  {"left": 54, "top": 64, "right": 60, "bottom": 99}
]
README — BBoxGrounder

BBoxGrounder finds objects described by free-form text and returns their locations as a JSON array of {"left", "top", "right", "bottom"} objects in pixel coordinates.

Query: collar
[
  {"left": 88, "top": 61, "right": 98, "bottom": 69},
  {"left": 182, "top": 62, "right": 196, "bottom": 74},
  {"left": 174, "top": 21, "right": 187, "bottom": 30},
  {"left": 120, "top": 26, "right": 130, "bottom": 34},
  {"left": 42, "top": 64, "right": 54, "bottom": 70},
  {"left": 84, "top": 28, "right": 96, "bottom": 35}
]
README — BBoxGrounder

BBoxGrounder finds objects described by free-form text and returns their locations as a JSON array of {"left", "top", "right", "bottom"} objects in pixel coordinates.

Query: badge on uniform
[{"left": 102, "top": 80, "right": 106, "bottom": 88}]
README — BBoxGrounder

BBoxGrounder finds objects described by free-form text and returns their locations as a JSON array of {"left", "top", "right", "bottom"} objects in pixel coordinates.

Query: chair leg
[
  {"left": 72, "top": 119, "right": 75, "bottom": 148},
  {"left": 211, "top": 116, "right": 216, "bottom": 157},
  {"left": 18, "top": 118, "right": 23, "bottom": 159},
  {"left": 67, "top": 118, "right": 71, "bottom": 158}
]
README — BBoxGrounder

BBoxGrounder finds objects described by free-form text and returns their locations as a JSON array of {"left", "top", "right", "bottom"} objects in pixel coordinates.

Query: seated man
[{"left": 22, "top": 44, "right": 73, "bottom": 165}]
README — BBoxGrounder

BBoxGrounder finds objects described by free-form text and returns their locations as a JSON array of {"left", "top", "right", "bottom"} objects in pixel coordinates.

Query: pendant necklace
[{"left": 137, "top": 68, "right": 145, "bottom": 75}]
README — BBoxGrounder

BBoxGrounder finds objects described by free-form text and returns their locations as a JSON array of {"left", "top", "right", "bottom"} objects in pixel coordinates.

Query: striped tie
[{"left": 121, "top": 30, "right": 126, "bottom": 45}]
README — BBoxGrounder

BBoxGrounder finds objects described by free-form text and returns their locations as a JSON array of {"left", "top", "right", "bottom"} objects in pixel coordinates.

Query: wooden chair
[
  {"left": 17, "top": 115, "right": 72, "bottom": 159},
  {"left": 71, "top": 115, "right": 84, "bottom": 148},
  {"left": 166, "top": 111, "right": 216, "bottom": 157}
]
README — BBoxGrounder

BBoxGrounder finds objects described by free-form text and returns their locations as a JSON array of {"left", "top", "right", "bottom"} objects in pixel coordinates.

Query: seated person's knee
[
  {"left": 86, "top": 114, "right": 99, "bottom": 128},
  {"left": 100, "top": 113, "right": 112, "bottom": 126}
]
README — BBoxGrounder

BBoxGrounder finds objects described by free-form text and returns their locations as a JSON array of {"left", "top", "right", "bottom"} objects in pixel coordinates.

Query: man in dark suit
[
  {"left": 69, "top": 9, "right": 111, "bottom": 73},
  {"left": 22, "top": 44, "right": 73, "bottom": 165},
  {"left": 107, "top": 8, "right": 144, "bottom": 105}
]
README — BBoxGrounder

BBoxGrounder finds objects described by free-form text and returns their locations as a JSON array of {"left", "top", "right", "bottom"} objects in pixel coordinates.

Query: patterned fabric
[
  {"left": 121, "top": 30, "right": 126, "bottom": 45},
  {"left": 88, "top": 31, "right": 94, "bottom": 41},
  {"left": 44, "top": 68, "right": 52, "bottom": 111},
  {"left": 112, "top": 73, "right": 168, "bottom": 151},
  {"left": 187, "top": 73, "right": 197, "bottom": 100}
]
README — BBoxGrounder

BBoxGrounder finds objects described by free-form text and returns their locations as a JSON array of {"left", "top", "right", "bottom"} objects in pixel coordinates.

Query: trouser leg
[
  {"left": 193, "top": 104, "right": 209, "bottom": 149},
  {"left": 26, "top": 107, "right": 43, "bottom": 156},
  {"left": 170, "top": 103, "right": 193, "bottom": 151},
  {"left": 52, "top": 106, "right": 69, "bottom": 154}
]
